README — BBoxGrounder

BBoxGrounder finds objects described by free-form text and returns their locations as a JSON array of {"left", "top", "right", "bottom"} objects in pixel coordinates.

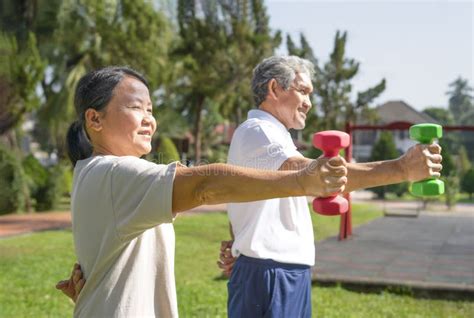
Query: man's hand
[
  {"left": 298, "top": 156, "right": 348, "bottom": 198},
  {"left": 55, "top": 263, "right": 85, "bottom": 303},
  {"left": 399, "top": 143, "right": 443, "bottom": 182},
  {"left": 217, "top": 240, "right": 236, "bottom": 278}
]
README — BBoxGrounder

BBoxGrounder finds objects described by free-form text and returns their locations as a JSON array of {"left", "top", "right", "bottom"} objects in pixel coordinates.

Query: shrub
[
  {"left": 153, "top": 137, "right": 180, "bottom": 164},
  {"left": 35, "top": 163, "right": 72, "bottom": 212},
  {"left": 461, "top": 168, "right": 474, "bottom": 200},
  {"left": 22, "top": 154, "right": 48, "bottom": 208},
  {"left": 0, "top": 145, "right": 30, "bottom": 214},
  {"left": 439, "top": 140, "right": 458, "bottom": 208},
  {"left": 369, "top": 132, "right": 400, "bottom": 199}
]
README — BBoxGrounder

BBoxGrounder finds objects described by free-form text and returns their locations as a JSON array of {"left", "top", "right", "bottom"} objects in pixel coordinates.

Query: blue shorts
[{"left": 227, "top": 255, "right": 312, "bottom": 318}]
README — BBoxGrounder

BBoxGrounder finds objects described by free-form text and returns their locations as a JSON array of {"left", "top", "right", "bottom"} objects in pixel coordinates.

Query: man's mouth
[{"left": 138, "top": 131, "right": 152, "bottom": 136}]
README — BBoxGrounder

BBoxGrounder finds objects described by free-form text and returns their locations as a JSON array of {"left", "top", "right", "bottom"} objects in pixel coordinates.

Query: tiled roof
[{"left": 376, "top": 100, "right": 438, "bottom": 124}]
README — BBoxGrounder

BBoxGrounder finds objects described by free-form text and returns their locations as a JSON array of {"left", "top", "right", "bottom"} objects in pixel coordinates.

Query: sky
[{"left": 266, "top": 0, "right": 473, "bottom": 111}]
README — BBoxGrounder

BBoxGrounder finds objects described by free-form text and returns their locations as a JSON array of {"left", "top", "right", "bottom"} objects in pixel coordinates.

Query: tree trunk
[{"left": 193, "top": 95, "right": 205, "bottom": 164}]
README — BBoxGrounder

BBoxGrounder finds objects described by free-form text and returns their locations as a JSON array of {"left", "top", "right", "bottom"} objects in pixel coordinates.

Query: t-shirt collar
[{"left": 248, "top": 109, "right": 289, "bottom": 132}]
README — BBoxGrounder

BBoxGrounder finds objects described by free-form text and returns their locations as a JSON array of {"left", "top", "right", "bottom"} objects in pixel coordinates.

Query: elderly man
[{"left": 218, "top": 55, "right": 442, "bottom": 317}]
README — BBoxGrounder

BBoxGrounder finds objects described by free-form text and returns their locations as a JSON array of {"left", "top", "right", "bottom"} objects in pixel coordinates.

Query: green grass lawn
[{"left": 1, "top": 204, "right": 473, "bottom": 317}]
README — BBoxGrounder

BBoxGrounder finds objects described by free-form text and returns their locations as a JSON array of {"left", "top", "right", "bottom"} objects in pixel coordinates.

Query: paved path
[
  {"left": 0, "top": 204, "right": 229, "bottom": 238},
  {"left": 0, "top": 212, "right": 72, "bottom": 238},
  {"left": 313, "top": 212, "right": 474, "bottom": 294}
]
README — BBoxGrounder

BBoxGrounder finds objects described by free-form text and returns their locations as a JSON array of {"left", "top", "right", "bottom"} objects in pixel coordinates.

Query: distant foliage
[
  {"left": 287, "top": 31, "right": 385, "bottom": 140},
  {"left": 439, "top": 140, "right": 459, "bottom": 208},
  {"left": 22, "top": 156, "right": 72, "bottom": 211},
  {"left": 0, "top": 146, "right": 30, "bottom": 214},
  {"left": 368, "top": 132, "right": 400, "bottom": 199},
  {"left": 153, "top": 137, "right": 180, "bottom": 165},
  {"left": 461, "top": 168, "right": 474, "bottom": 200}
]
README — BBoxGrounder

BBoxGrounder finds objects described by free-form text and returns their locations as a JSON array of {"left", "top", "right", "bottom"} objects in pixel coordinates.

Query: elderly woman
[{"left": 64, "top": 66, "right": 348, "bottom": 317}]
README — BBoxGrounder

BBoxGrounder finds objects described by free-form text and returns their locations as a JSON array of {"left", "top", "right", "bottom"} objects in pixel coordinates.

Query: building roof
[{"left": 376, "top": 100, "right": 438, "bottom": 124}]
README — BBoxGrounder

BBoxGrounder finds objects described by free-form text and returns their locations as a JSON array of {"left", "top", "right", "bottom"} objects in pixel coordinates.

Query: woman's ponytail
[{"left": 66, "top": 120, "right": 93, "bottom": 167}]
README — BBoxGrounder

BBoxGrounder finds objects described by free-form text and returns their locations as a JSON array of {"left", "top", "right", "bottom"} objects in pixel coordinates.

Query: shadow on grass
[
  {"left": 213, "top": 275, "right": 230, "bottom": 282},
  {"left": 314, "top": 281, "right": 474, "bottom": 302}
]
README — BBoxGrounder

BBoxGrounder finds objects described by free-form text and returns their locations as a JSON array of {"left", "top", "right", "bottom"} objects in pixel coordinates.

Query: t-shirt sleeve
[
  {"left": 110, "top": 157, "right": 177, "bottom": 241},
  {"left": 238, "top": 123, "right": 302, "bottom": 171}
]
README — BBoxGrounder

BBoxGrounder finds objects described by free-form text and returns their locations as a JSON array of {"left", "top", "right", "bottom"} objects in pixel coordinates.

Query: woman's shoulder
[{"left": 77, "top": 155, "right": 174, "bottom": 176}]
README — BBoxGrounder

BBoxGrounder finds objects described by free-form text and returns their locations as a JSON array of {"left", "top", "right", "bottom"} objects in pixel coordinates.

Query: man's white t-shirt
[
  {"left": 227, "top": 109, "right": 315, "bottom": 266},
  {"left": 71, "top": 155, "right": 178, "bottom": 317}
]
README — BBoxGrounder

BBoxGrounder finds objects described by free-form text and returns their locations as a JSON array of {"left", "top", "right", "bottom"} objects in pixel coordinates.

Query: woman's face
[{"left": 91, "top": 76, "right": 157, "bottom": 157}]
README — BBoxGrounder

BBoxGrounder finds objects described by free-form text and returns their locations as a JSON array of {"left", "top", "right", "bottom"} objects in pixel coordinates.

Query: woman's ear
[
  {"left": 266, "top": 79, "right": 280, "bottom": 101},
  {"left": 85, "top": 109, "right": 103, "bottom": 132}
]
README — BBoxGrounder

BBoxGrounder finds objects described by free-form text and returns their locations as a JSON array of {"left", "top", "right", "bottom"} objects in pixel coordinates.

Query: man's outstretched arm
[{"left": 280, "top": 143, "right": 442, "bottom": 193}]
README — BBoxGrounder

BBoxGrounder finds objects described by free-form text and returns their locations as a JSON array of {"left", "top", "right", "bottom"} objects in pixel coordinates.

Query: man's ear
[
  {"left": 266, "top": 79, "right": 280, "bottom": 101},
  {"left": 84, "top": 108, "right": 103, "bottom": 132}
]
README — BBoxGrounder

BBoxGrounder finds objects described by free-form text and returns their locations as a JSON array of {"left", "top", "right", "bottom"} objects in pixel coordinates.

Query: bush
[
  {"left": 153, "top": 137, "right": 180, "bottom": 164},
  {"left": 35, "top": 163, "right": 72, "bottom": 212},
  {"left": 393, "top": 182, "right": 409, "bottom": 198},
  {"left": 22, "top": 156, "right": 73, "bottom": 212},
  {"left": 439, "top": 140, "right": 458, "bottom": 208},
  {"left": 461, "top": 168, "right": 474, "bottom": 200},
  {"left": 369, "top": 132, "right": 400, "bottom": 199},
  {"left": 22, "top": 154, "right": 48, "bottom": 208},
  {"left": 0, "top": 145, "right": 30, "bottom": 214}
]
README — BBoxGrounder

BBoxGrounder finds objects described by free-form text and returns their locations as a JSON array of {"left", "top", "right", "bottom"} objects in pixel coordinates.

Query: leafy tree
[
  {"left": 287, "top": 31, "right": 385, "bottom": 139},
  {"left": 461, "top": 168, "right": 474, "bottom": 200},
  {"left": 173, "top": 0, "right": 280, "bottom": 162},
  {"left": 0, "top": 32, "right": 45, "bottom": 139},
  {"left": 422, "top": 107, "right": 455, "bottom": 125},
  {"left": 37, "top": 0, "right": 174, "bottom": 158},
  {"left": 0, "top": 145, "right": 30, "bottom": 214},
  {"left": 368, "top": 132, "right": 399, "bottom": 199},
  {"left": 439, "top": 140, "right": 458, "bottom": 208},
  {"left": 447, "top": 77, "right": 473, "bottom": 125},
  {"left": 421, "top": 106, "right": 460, "bottom": 154},
  {"left": 217, "top": 0, "right": 281, "bottom": 125},
  {"left": 445, "top": 77, "right": 474, "bottom": 164},
  {"left": 458, "top": 146, "right": 471, "bottom": 175}
]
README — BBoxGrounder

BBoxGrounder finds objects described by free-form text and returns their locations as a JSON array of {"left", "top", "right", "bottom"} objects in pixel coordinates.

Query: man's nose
[{"left": 303, "top": 97, "right": 312, "bottom": 110}]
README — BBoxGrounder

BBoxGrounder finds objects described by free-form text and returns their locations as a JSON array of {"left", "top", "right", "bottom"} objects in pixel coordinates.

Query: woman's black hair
[{"left": 66, "top": 66, "right": 149, "bottom": 166}]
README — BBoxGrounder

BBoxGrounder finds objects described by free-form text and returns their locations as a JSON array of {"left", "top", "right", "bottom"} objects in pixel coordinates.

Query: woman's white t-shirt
[{"left": 71, "top": 155, "right": 177, "bottom": 317}]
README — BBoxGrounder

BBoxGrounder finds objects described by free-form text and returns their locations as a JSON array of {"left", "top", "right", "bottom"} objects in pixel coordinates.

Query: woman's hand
[{"left": 55, "top": 263, "right": 85, "bottom": 303}]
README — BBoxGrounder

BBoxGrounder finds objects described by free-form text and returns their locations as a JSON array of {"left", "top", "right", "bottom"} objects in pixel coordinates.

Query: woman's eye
[{"left": 147, "top": 109, "right": 153, "bottom": 113}]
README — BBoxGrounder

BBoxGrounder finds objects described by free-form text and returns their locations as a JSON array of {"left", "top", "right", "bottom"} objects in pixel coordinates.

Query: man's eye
[{"left": 147, "top": 109, "right": 153, "bottom": 113}]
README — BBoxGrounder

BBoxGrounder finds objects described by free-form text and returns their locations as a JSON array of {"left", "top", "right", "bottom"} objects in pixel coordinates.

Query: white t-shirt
[
  {"left": 71, "top": 155, "right": 178, "bottom": 317},
  {"left": 227, "top": 109, "right": 315, "bottom": 266}
]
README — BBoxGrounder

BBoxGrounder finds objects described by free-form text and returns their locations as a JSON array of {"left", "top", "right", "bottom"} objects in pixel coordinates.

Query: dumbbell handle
[{"left": 312, "top": 131, "right": 350, "bottom": 215}]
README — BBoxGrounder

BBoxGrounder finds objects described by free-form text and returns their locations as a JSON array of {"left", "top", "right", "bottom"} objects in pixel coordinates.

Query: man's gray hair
[{"left": 251, "top": 55, "right": 315, "bottom": 106}]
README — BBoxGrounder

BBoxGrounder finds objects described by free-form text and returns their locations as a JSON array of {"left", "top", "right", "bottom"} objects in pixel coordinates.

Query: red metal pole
[{"left": 340, "top": 122, "right": 353, "bottom": 240}]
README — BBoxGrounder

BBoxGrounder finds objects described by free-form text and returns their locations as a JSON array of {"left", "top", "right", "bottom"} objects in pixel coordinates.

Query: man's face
[{"left": 272, "top": 72, "right": 313, "bottom": 130}]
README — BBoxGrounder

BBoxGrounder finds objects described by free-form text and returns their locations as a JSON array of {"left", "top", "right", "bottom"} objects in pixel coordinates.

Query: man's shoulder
[{"left": 235, "top": 117, "right": 280, "bottom": 139}]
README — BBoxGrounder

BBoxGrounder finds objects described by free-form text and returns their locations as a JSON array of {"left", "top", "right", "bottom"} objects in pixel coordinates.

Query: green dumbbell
[{"left": 409, "top": 123, "right": 444, "bottom": 197}]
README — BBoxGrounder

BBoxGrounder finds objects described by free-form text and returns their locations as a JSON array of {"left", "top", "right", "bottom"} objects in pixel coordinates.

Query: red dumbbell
[{"left": 312, "top": 130, "right": 350, "bottom": 216}]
